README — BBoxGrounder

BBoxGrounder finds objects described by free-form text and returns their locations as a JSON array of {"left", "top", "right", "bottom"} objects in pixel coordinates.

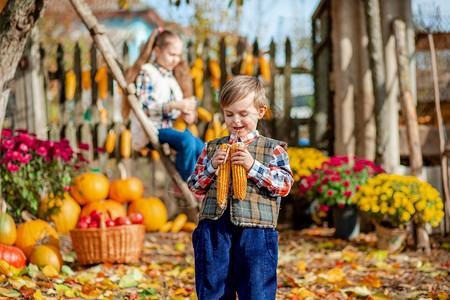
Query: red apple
[
  {"left": 128, "top": 212, "right": 144, "bottom": 224},
  {"left": 89, "top": 210, "right": 102, "bottom": 221},
  {"left": 79, "top": 216, "right": 92, "bottom": 225},
  {"left": 89, "top": 219, "right": 99, "bottom": 228},
  {"left": 77, "top": 220, "right": 89, "bottom": 229},
  {"left": 115, "top": 216, "right": 132, "bottom": 226},
  {"left": 105, "top": 218, "right": 116, "bottom": 228}
]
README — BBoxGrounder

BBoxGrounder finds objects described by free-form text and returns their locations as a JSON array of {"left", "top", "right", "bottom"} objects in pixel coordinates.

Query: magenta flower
[
  {"left": 78, "top": 143, "right": 89, "bottom": 151},
  {"left": 343, "top": 190, "right": 353, "bottom": 197},
  {"left": 63, "top": 186, "right": 71, "bottom": 191},
  {"left": 36, "top": 146, "right": 48, "bottom": 156},
  {"left": 338, "top": 203, "right": 346, "bottom": 209},
  {"left": 327, "top": 190, "right": 334, "bottom": 197},
  {"left": 3, "top": 140, "right": 14, "bottom": 149},
  {"left": 18, "top": 143, "right": 28, "bottom": 153},
  {"left": 343, "top": 180, "right": 350, "bottom": 188},
  {"left": 7, "top": 163, "right": 20, "bottom": 172},
  {"left": 10, "top": 151, "right": 22, "bottom": 160},
  {"left": 1, "top": 129, "right": 12, "bottom": 138}
]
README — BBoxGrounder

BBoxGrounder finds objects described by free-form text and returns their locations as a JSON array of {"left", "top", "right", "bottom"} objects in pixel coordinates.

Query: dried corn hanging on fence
[
  {"left": 217, "top": 144, "right": 231, "bottom": 208},
  {"left": 231, "top": 144, "right": 247, "bottom": 200}
]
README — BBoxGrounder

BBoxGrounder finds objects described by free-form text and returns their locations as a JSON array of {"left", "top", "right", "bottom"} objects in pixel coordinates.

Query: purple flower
[
  {"left": 36, "top": 146, "right": 47, "bottom": 156},
  {"left": 7, "top": 163, "right": 20, "bottom": 172}
]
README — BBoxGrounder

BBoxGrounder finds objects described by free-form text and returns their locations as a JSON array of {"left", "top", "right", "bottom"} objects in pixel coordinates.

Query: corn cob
[
  {"left": 120, "top": 129, "right": 131, "bottom": 159},
  {"left": 0, "top": 260, "right": 13, "bottom": 277},
  {"left": 105, "top": 129, "right": 116, "bottom": 153},
  {"left": 231, "top": 144, "right": 247, "bottom": 200},
  {"left": 217, "top": 144, "right": 231, "bottom": 208}
]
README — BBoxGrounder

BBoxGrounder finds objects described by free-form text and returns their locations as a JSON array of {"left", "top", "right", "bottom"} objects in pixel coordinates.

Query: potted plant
[
  {"left": 285, "top": 147, "right": 328, "bottom": 229},
  {"left": 298, "top": 156, "right": 384, "bottom": 239},
  {"left": 352, "top": 174, "right": 444, "bottom": 251},
  {"left": 0, "top": 129, "right": 89, "bottom": 219}
]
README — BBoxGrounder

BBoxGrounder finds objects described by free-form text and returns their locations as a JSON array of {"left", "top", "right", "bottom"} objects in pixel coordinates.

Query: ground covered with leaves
[{"left": 0, "top": 228, "right": 449, "bottom": 299}]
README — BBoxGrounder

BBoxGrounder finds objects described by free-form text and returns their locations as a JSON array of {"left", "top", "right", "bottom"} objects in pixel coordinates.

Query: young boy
[{"left": 187, "top": 75, "right": 294, "bottom": 299}]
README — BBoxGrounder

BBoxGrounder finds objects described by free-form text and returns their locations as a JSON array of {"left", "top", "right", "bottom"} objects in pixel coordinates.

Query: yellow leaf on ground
[
  {"left": 292, "top": 287, "right": 317, "bottom": 297},
  {"left": 42, "top": 265, "right": 59, "bottom": 277},
  {"left": 326, "top": 268, "right": 345, "bottom": 283},
  {"left": 359, "top": 274, "right": 382, "bottom": 288},
  {"left": 297, "top": 261, "right": 307, "bottom": 272}
]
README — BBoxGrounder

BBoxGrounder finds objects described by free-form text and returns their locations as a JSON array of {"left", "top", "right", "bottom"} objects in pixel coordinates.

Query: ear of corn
[
  {"left": 196, "top": 107, "right": 212, "bottom": 122},
  {"left": 95, "top": 66, "right": 108, "bottom": 100},
  {"left": 173, "top": 116, "right": 187, "bottom": 132},
  {"left": 105, "top": 130, "right": 116, "bottom": 153},
  {"left": 259, "top": 56, "right": 271, "bottom": 82},
  {"left": 120, "top": 129, "right": 131, "bottom": 159},
  {"left": 231, "top": 144, "right": 247, "bottom": 200},
  {"left": 188, "top": 124, "right": 199, "bottom": 137},
  {"left": 81, "top": 70, "right": 91, "bottom": 90},
  {"left": 0, "top": 260, "right": 13, "bottom": 277},
  {"left": 204, "top": 128, "right": 215, "bottom": 143},
  {"left": 217, "top": 144, "right": 231, "bottom": 208},
  {"left": 65, "top": 71, "right": 76, "bottom": 100}
]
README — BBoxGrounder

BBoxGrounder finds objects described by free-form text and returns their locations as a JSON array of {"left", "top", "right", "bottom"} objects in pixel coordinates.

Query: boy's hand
[
  {"left": 211, "top": 147, "right": 228, "bottom": 169},
  {"left": 231, "top": 146, "right": 254, "bottom": 172}
]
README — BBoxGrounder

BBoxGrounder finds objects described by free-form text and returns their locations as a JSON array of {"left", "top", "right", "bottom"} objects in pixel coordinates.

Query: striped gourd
[
  {"left": 231, "top": 144, "right": 247, "bottom": 200},
  {"left": 217, "top": 144, "right": 231, "bottom": 208}
]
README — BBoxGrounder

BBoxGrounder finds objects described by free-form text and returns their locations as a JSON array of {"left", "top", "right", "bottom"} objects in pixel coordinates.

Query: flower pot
[
  {"left": 375, "top": 223, "right": 407, "bottom": 252},
  {"left": 332, "top": 206, "right": 360, "bottom": 240}
]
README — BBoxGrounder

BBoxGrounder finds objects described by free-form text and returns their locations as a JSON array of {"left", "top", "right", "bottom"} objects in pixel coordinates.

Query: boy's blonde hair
[{"left": 220, "top": 75, "right": 267, "bottom": 108}]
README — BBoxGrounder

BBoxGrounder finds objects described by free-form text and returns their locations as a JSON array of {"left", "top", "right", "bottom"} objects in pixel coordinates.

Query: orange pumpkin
[
  {"left": 128, "top": 197, "right": 167, "bottom": 232},
  {"left": 39, "top": 193, "right": 81, "bottom": 234},
  {"left": 70, "top": 172, "right": 110, "bottom": 205},
  {"left": 30, "top": 245, "right": 63, "bottom": 272},
  {"left": 80, "top": 200, "right": 126, "bottom": 220},
  {"left": 109, "top": 177, "right": 144, "bottom": 203},
  {"left": 0, "top": 244, "right": 26, "bottom": 269},
  {"left": 0, "top": 212, "right": 17, "bottom": 245},
  {"left": 15, "top": 220, "right": 60, "bottom": 259}
]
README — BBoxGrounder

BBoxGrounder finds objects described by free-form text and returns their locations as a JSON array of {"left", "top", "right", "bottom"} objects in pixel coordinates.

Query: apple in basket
[
  {"left": 89, "top": 210, "right": 102, "bottom": 221},
  {"left": 77, "top": 216, "right": 92, "bottom": 229},
  {"left": 89, "top": 219, "right": 99, "bottom": 228},
  {"left": 115, "top": 216, "right": 132, "bottom": 226},
  {"left": 105, "top": 218, "right": 116, "bottom": 228},
  {"left": 128, "top": 212, "right": 144, "bottom": 224}
]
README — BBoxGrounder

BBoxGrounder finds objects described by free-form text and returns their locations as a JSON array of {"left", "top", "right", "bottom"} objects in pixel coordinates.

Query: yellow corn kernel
[
  {"left": 231, "top": 144, "right": 247, "bottom": 200},
  {"left": 217, "top": 144, "right": 231, "bottom": 208}
]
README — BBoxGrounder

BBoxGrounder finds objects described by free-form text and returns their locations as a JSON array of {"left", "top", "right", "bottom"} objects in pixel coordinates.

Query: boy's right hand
[{"left": 211, "top": 147, "right": 228, "bottom": 169}]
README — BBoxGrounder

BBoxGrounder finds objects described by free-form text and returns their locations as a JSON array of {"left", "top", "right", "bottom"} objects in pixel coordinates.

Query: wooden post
[
  {"left": 201, "top": 39, "right": 212, "bottom": 112},
  {"left": 364, "top": 0, "right": 389, "bottom": 167},
  {"left": 219, "top": 37, "right": 227, "bottom": 90},
  {"left": 268, "top": 40, "right": 276, "bottom": 138},
  {"left": 427, "top": 33, "right": 450, "bottom": 234},
  {"left": 283, "top": 38, "right": 293, "bottom": 143},
  {"left": 90, "top": 44, "right": 99, "bottom": 123},
  {"left": 56, "top": 44, "right": 66, "bottom": 125},
  {"left": 356, "top": 0, "right": 376, "bottom": 161},
  {"left": 69, "top": 0, "right": 199, "bottom": 222},
  {"left": 393, "top": 19, "right": 423, "bottom": 179},
  {"left": 331, "top": 0, "right": 356, "bottom": 157},
  {"left": 74, "top": 42, "right": 84, "bottom": 125}
]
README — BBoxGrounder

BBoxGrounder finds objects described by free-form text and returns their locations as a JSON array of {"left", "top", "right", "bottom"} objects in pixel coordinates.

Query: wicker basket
[{"left": 70, "top": 224, "right": 145, "bottom": 265}]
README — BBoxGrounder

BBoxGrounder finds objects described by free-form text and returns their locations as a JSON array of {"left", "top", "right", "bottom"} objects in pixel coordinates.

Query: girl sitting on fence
[{"left": 122, "top": 29, "right": 204, "bottom": 181}]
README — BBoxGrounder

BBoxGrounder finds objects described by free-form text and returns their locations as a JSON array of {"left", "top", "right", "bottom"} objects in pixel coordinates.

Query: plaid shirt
[
  {"left": 135, "top": 63, "right": 181, "bottom": 129},
  {"left": 187, "top": 131, "right": 294, "bottom": 228}
]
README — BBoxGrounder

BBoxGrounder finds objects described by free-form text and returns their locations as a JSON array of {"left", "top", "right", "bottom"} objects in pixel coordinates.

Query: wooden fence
[{"left": 8, "top": 31, "right": 311, "bottom": 215}]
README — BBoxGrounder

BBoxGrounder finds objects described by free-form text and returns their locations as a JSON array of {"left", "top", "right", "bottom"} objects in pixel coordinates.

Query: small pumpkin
[
  {"left": 15, "top": 220, "right": 60, "bottom": 259},
  {"left": 0, "top": 244, "right": 26, "bottom": 269},
  {"left": 70, "top": 172, "right": 110, "bottom": 205},
  {"left": 80, "top": 200, "right": 126, "bottom": 221},
  {"left": 0, "top": 212, "right": 17, "bottom": 245},
  {"left": 171, "top": 214, "right": 188, "bottom": 233},
  {"left": 128, "top": 197, "right": 167, "bottom": 232},
  {"left": 30, "top": 245, "right": 63, "bottom": 272},
  {"left": 109, "top": 177, "right": 144, "bottom": 204},
  {"left": 39, "top": 193, "right": 81, "bottom": 234}
]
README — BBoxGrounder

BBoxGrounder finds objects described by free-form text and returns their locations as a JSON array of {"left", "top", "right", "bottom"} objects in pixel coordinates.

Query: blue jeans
[
  {"left": 192, "top": 206, "right": 279, "bottom": 300},
  {"left": 157, "top": 128, "right": 205, "bottom": 181}
]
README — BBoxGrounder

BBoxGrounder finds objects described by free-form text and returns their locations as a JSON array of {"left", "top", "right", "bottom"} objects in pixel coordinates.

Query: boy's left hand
[{"left": 231, "top": 146, "right": 254, "bottom": 172}]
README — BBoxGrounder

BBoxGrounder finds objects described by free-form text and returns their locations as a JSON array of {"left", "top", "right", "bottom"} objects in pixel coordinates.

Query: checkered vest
[{"left": 199, "top": 135, "right": 285, "bottom": 228}]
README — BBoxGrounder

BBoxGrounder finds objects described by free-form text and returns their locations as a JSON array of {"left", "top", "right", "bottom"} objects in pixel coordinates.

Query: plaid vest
[{"left": 199, "top": 136, "right": 285, "bottom": 228}]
